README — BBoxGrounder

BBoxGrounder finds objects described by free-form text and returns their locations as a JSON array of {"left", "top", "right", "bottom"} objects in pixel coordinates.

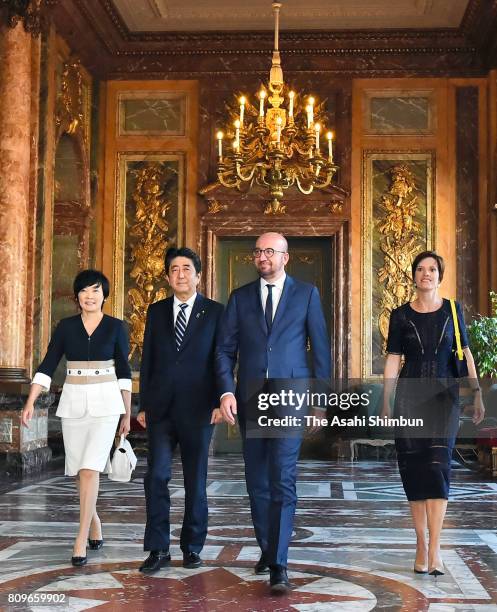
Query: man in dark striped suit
[{"left": 137, "top": 247, "right": 224, "bottom": 574}]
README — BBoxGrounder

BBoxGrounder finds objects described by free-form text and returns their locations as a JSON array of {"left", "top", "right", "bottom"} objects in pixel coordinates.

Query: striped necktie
[{"left": 175, "top": 303, "right": 188, "bottom": 351}]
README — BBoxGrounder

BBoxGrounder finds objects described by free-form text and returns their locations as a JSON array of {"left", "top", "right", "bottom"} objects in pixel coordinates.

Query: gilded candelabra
[{"left": 216, "top": 2, "right": 338, "bottom": 215}]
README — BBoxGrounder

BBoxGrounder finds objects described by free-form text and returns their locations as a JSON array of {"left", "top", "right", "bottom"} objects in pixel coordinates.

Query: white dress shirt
[
  {"left": 260, "top": 273, "right": 286, "bottom": 320},
  {"left": 173, "top": 292, "right": 197, "bottom": 326},
  {"left": 220, "top": 275, "right": 287, "bottom": 400}
]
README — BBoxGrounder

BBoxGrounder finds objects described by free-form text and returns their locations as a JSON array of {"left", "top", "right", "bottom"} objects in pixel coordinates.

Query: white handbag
[{"left": 108, "top": 434, "right": 137, "bottom": 482}]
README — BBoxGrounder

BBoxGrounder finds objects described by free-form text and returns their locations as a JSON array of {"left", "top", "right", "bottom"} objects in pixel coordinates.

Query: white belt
[{"left": 67, "top": 366, "right": 115, "bottom": 376}]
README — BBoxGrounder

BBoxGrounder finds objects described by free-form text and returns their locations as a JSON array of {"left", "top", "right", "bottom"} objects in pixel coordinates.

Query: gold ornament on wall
[
  {"left": 206, "top": 199, "right": 223, "bottom": 214},
  {"left": 329, "top": 199, "right": 343, "bottom": 214},
  {"left": 127, "top": 163, "right": 170, "bottom": 360},
  {"left": 376, "top": 164, "right": 422, "bottom": 348},
  {"left": 56, "top": 58, "right": 85, "bottom": 138}
]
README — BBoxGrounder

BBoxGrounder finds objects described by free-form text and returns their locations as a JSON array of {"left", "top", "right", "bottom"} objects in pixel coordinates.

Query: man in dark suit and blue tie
[
  {"left": 216, "top": 232, "right": 332, "bottom": 594},
  {"left": 137, "top": 247, "right": 224, "bottom": 574}
]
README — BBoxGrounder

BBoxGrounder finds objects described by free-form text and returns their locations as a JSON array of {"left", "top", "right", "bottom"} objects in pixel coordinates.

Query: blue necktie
[
  {"left": 175, "top": 303, "right": 188, "bottom": 350},
  {"left": 265, "top": 284, "right": 274, "bottom": 332}
]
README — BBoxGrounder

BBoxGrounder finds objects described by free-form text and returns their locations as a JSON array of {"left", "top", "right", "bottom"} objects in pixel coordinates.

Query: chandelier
[{"left": 215, "top": 1, "right": 338, "bottom": 215}]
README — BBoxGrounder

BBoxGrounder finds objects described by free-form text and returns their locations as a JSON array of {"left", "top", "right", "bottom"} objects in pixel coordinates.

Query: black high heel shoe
[
  {"left": 71, "top": 550, "right": 88, "bottom": 567},
  {"left": 428, "top": 566, "right": 445, "bottom": 577},
  {"left": 88, "top": 538, "right": 104, "bottom": 550}
]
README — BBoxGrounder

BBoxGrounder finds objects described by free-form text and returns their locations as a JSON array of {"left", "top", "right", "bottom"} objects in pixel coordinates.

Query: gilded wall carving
[
  {"left": 114, "top": 155, "right": 182, "bottom": 371},
  {"left": 56, "top": 58, "right": 86, "bottom": 140},
  {"left": 362, "top": 152, "right": 434, "bottom": 377},
  {"left": 127, "top": 163, "right": 171, "bottom": 361},
  {"left": 376, "top": 165, "right": 422, "bottom": 349}
]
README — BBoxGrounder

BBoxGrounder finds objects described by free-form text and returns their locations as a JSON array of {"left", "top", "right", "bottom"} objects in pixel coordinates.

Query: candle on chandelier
[
  {"left": 216, "top": 131, "right": 224, "bottom": 158},
  {"left": 259, "top": 90, "right": 266, "bottom": 117},
  {"left": 314, "top": 123, "right": 321, "bottom": 150},
  {"left": 308, "top": 97, "right": 314, "bottom": 124},
  {"left": 239, "top": 96, "right": 246, "bottom": 126},
  {"left": 306, "top": 105, "right": 312, "bottom": 129},
  {"left": 276, "top": 116, "right": 282, "bottom": 143},
  {"left": 234, "top": 120, "right": 240, "bottom": 152},
  {"left": 288, "top": 91, "right": 295, "bottom": 118},
  {"left": 327, "top": 131, "right": 334, "bottom": 162}
]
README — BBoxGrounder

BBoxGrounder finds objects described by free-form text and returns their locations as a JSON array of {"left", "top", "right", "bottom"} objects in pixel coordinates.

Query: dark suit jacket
[
  {"left": 140, "top": 294, "right": 224, "bottom": 425},
  {"left": 215, "top": 275, "right": 332, "bottom": 404}
]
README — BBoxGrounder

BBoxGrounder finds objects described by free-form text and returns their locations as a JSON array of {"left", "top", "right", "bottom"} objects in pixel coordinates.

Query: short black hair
[
  {"left": 411, "top": 250, "right": 445, "bottom": 282},
  {"left": 73, "top": 269, "right": 110, "bottom": 301},
  {"left": 165, "top": 247, "right": 201, "bottom": 274}
]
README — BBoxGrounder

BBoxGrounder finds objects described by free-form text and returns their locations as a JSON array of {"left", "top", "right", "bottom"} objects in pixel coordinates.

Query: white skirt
[{"left": 61, "top": 411, "right": 120, "bottom": 477}]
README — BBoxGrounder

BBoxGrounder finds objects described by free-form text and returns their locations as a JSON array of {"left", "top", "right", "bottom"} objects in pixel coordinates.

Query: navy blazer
[
  {"left": 215, "top": 275, "right": 332, "bottom": 404},
  {"left": 139, "top": 294, "right": 224, "bottom": 425}
]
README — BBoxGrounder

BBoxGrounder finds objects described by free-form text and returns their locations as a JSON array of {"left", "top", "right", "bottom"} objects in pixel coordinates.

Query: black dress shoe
[
  {"left": 139, "top": 550, "right": 171, "bottom": 574},
  {"left": 88, "top": 539, "right": 104, "bottom": 550},
  {"left": 71, "top": 554, "right": 87, "bottom": 567},
  {"left": 269, "top": 566, "right": 291, "bottom": 594},
  {"left": 254, "top": 554, "right": 270, "bottom": 575},
  {"left": 183, "top": 552, "right": 202, "bottom": 569}
]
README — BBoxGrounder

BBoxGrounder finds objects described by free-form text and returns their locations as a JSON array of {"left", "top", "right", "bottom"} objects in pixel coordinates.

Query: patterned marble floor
[{"left": 0, "top": 456, "right": 496, "bottom": 611}]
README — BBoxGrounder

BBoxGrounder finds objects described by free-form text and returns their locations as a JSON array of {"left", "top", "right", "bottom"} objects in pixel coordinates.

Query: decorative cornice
[
  {"left": 459, "top": 0, "right": 484, "bottom": 35},
  {"left": 101, "top": 0, "right": 471, "bottom": 44},
  {"left": 77, "top": 0, "right": 118, "bottom": 55},
  {"left": 102, "top": 0, "right": 129, "bottom": 42},
  {"left": 110, "top": 45, "right": 477, "bottom": 58},
  {"left": 458, "top": 0, "right": 497, "bottom": 67},
  {"left": 47, "top": 0, "right": 497, "bottom": 75},
  {"left": 98, "top": 0, "right": 473, "bottom": 48},
  {"left": 0, "top": 0, "right": 46, "bottom": 35}
]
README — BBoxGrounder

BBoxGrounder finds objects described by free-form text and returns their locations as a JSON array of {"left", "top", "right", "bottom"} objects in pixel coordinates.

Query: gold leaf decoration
[
  {"left": 127, "top": 163, "right": 171, "bottom": 360},
  {"left": 56, "top": 58, "right": 85, "bottom": 138},
  {"left": 377, "top": 164, "right": 422, "bottom": 349}
]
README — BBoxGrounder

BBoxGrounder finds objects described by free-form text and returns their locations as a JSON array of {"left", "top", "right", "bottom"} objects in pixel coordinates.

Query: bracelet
[{"left": 470, "top": 387, "right": 481, "bottom": 394}]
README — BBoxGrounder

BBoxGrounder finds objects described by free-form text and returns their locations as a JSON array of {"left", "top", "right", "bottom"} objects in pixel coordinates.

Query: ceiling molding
[
  {"left": 46, "top": 0, "right": 497, "bottom": 77},
  {"left": 110, "top": 0, "right": 469, "bottom": 33}
]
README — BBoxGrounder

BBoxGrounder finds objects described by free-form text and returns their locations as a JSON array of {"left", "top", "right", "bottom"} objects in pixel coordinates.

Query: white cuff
[
  {"left": 32, "top": 372, "right": 51, "bottom": 390},
  {"left": 220, "top": 392, "right": 235, "bottom": 400},
  {"left": 118, "top": 378, "right": 132, "bottom": 392}
]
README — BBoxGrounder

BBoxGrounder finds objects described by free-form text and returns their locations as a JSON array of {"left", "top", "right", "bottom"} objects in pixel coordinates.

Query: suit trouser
[
  {"left": 240, "top": 417, "right": 303, "bottom": 568},
  {"left": 144, "top": 416, "right": 213, "bottom": 552}
]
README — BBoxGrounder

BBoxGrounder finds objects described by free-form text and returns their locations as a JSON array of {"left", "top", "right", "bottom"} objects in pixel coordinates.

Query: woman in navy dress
[
  {"left": 21, "top": 270, "right": 132, "bottom": 566},
  {"left": 382, "top": 251, "right": 484, "bottom": 576}
]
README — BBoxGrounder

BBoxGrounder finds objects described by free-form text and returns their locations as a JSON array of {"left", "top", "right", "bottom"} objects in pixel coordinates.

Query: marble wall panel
[
  {"left": 368, "top": 96, "right": 431, "bottom": 134},
  {"left": 455, "top": 86, "right": 480, "bottom": 319},
  {"left": 119, "top": 94, "right": 186, "bottom": 135}
]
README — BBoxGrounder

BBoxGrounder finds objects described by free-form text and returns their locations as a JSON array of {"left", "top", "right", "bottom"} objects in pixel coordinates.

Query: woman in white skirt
[{"left": 21, "top": 270, "right": 132, "bottom": 566}]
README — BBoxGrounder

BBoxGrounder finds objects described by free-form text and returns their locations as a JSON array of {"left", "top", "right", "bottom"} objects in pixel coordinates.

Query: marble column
[{"left": 0, "top": 20, "right": 32, "bottom": 384}]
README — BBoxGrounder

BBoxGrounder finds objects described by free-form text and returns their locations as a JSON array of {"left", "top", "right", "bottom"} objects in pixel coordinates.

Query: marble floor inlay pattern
[{"left": 0, "top": 456, "right": 496, "bottom": 610}]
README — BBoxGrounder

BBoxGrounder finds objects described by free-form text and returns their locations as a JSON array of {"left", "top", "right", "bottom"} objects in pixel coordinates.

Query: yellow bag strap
[{"left": 450, "top": 298, "right": 464, "bottom": 361}]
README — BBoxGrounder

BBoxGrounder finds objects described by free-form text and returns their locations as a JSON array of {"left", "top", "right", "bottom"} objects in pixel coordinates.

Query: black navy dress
[
  {"left": 32, "top": 314, "right": 132, "bottom": 476},
  {"left": 386, "top": 299, "right": 468, "bottom": 500}
]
